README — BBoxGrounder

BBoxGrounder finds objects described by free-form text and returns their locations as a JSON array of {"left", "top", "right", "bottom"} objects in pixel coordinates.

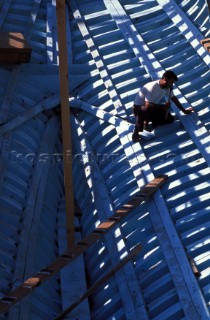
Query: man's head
[{"left": 160, "top": 70, "right": 178, "bottom": 89}]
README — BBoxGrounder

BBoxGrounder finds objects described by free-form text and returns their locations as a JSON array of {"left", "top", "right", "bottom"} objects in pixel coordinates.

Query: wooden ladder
[{"left": 0, "top": 175, "right": 168, "bottom": 314}]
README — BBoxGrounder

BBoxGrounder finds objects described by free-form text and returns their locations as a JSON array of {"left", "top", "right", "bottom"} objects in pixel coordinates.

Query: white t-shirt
[{"left": 134, "top": 80, "right": 173, "bottom": 106}]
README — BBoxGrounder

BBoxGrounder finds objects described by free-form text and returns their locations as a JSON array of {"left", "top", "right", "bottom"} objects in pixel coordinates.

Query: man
[{"left": 132, "top": 70, "right": 193, "bottom": 142}]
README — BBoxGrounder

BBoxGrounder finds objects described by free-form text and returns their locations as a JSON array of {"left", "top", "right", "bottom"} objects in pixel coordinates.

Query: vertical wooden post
[{"left": 56, "top": 0, "right": 74, "bottom": 248}]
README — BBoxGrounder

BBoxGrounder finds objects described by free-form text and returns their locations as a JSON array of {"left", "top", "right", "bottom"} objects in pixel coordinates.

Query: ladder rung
[
  {"left": 76, "top": 241, "right": 90, "bottom": 246},
  {"left": 109, "top": 216, "right": 121, "bottom": 221},
  {"left": 93, "top": 229, "right": 106, "bottom": 234},
  {"left": 22, "top": 285, "right": 33, "bottom": 289},
  {"left": 38, "top": 268, "right": 53, "bottom": 275},
  {"left": 122, "top": 204, "right": 134, "bottom": 208},
  {"left": 134, "top": 193, "right": 148, "bottom": 198},
  {"left": 1, "top": 297, "right": 16, "bottom": 304},
  {"left": 61, "top": 253, "right": 75, "bottom": 259}
]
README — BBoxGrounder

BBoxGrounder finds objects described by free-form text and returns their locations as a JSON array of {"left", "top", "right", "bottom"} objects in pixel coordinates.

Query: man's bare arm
[{"left": 171, "top": 96, "right": 193, "bottom": 114}]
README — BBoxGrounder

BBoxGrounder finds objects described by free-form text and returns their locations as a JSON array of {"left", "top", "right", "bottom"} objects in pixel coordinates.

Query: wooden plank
[
  {"left": 56, "top": 0, "right": 75, "bottom": 248},
  {"left": 0, "top": 33, "right": 31, "bottom": 63},
  {"left": 0, "top": 175, "right": 167, "bottom": 314},
  {"left": 54, "top": 244, "right": 142, "bottom": 320}
]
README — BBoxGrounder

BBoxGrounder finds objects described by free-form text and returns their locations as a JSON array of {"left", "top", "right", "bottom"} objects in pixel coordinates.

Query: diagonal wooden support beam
[
  {"left": 0, "top": 175, "right": 167, "bottom": 314},
  {"left": 56, "top": 0, "right": 75, "bottom": 248},
  {"left": 55, "top": 244, "right": 142, "bottom": 320}
]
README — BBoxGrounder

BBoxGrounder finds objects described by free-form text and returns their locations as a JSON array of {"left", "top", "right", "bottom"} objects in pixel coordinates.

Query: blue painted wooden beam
[
  {"left": 71, "top": 115, "right": 150, "bottom": 320},
  {"left": 157, "top": 0, "right": 210, "bottom": 65},
  {"left": 69, "top": 0, "right": 129, "bottom": 119},
  {"left": 8, "top": 116, "right": 60, "bottom": 320},
  {"left": 0, "top": 0, "right": 13, "bottom": 28}
]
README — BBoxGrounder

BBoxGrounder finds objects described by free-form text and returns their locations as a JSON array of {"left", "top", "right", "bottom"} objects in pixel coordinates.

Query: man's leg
[
  {"left": 143, "top": 120, "right": 153, "bottom": 132},
  {"left": 132, "top": 124, "right": 143, "bottom": 142},
  {"left": 132, "top": 105, "right": 145, "bottom": 142},
  {"left": 164, "top": 112, "right": 174, "bottom": 124},
  {"left": 147, "top": 107, "right": 174, "bottom": 128}
]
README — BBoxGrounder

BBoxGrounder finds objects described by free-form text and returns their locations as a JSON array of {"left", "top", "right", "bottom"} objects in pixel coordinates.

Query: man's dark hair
[{"left": 162, "top": 70, "right": 178, "bottom": 81}]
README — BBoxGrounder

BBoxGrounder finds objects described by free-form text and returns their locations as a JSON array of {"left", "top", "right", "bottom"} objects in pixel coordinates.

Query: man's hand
[{"left": 183, "top": 107, "right": 193, "bottom": 114}]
